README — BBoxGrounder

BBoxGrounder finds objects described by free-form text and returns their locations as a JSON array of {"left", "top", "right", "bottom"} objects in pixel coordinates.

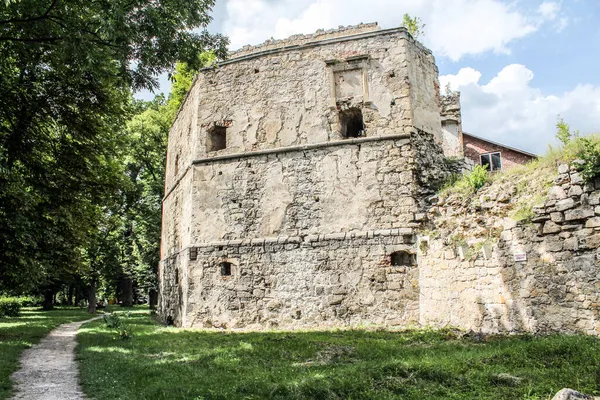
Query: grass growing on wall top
[
  {"left": 438, "top": 133, "right": 600, "bottom": 223},
  {"left": 77, "top": 310, "right": 600, "bottom": 400}
]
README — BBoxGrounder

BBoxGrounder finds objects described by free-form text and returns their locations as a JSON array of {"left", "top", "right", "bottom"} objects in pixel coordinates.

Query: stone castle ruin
[{"left": 159, "top": 23, "right": 600, "bottom": 334}]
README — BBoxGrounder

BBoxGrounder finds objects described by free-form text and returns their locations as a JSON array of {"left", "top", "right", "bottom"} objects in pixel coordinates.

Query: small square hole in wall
[
  {"left": 220, "top": 262, "right": 232, "bottom": 276},
  {"left": 207, "top": 126, "right": 227, "bottom": 152},
  {"left": 189, "top": 247, "right": 198, "bottom": 261},
  {"left": 339, "top": 108, "right": 365, "bottom": 138},
  {"left": 390, "top": 251, "right": 416, "bottom": 267}
]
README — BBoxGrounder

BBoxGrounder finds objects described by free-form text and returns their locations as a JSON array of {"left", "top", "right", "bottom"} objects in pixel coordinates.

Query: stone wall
[
  {"left": 160, "top": 24, "right": 599, "bottom": 334},
  {"left": 230, "top": 23, "right": 381, "bottom": 58},
  {"left": 159, "top": 130, "right": 454, "bottom": 328},
  {"left": 159, "top": 24, "right": 450, "bottom": 328},
  {"left": 167, "top": 231, "right": 420, "bottom": 329},
  {"left": 419, "top": 163, "right": 600, "bottom": 335},
  {"left": 440, "top": 93, "right": 462, "bottom": 157},
  {"left": 163, "top": 25, "right": 441, "bottom": 192}
]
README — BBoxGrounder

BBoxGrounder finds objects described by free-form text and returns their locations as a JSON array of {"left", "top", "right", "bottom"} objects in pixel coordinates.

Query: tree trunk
[
  {"left": 149, "top": 289, "right": 158, "bottom": 310},
  {"left": 42, "top": 289, "right": 54, "bottom": 310},
  {"left": 67, "top": 285, "right": 74, "bottom": 306},
  {"left": 121, "top": 278, "right": 133, "bottom": 307},
  {"left": 87, "top": 281, "right": 97, "bottom": 314}
]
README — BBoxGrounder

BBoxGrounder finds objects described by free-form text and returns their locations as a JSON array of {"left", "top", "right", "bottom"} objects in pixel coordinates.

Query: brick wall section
[{"left": 463, "top": 133, "right": 536, "bottom": 170}]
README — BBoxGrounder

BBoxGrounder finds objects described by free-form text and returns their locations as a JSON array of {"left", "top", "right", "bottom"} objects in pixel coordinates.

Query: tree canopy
[{"left": 0, "top": 0, "right": 227, "bottom": 305}]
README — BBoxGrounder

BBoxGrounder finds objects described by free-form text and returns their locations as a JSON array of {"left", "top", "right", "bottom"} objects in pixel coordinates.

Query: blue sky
[{"left": 137, "top": 0, "right": 600, "bottom": 154}]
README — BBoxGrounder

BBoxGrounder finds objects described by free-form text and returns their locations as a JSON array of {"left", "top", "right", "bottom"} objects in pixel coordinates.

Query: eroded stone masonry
[{"left": 159, "top": 23, "right": 599, "bottom": 333}]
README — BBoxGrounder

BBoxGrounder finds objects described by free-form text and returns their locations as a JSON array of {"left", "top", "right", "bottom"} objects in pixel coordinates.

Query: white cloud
[
  {"left": 440, "top": 65, "right": 600, "bottom": 154},
  {"left": 222, "top": 0, "right": 562, "bottom": 61},
  {"left": 538, "top": 1, "right": 560, "bottom": 20}
]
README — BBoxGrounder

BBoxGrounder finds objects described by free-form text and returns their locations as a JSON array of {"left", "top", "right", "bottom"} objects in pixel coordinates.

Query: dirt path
[{"left": 10, "top": 318, "right": 99, "bottom": 400}]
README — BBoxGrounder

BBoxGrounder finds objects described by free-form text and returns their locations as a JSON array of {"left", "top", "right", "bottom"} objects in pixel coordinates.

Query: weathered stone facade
[
  {"left": 159, "top": 23, "right": 452, "bottom": 328},
  {"left": 440, "top": 92, "right": 462, "bottom": 158},
  {"left": 159, "top": 23, "right": 598, "bottom": 334},
  {"left": 420, "top": 164, "right": 600, "bottom": 335}
]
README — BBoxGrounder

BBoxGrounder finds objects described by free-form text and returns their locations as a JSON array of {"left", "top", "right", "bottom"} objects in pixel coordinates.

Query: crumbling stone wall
[
  {"left": 440, "top": 93, "right": 462, "bottom": 157},
  {"left": 159, "top": 23, "right": 451, "bottom": 328},
  {"left": 180, "top": 231, "right": 419, "bottom": 329},
  {"left": 160, "top": 130, "right": 454, "bottom": 328},
  {"left": 420, "top": 164, "right": 600, "bottom": 335},
  {"left": 163, "top": 24, "right": 442, "bottom": 193}
]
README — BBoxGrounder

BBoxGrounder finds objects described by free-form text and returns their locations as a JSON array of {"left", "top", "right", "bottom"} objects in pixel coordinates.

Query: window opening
[
  {"left": 390, "top": 251, "right": 416, "bottom": 266},
  {"left": 339, "top": 108, "right": 365, "bottom": 138},
  {"left": 220, "top": 262, "right": 232, "bottom": 276},
  {"left": 480, "top": 152, "right": 502, "bottom": 171},
  {"left": 207, "top": 126, "right": 227, "bottom": 152},
  {"left": 174, "top": 154, "right": 179, "bottom": 176},
  {"left": 189, "top": 247, "right": 197, "bottom": 261}
]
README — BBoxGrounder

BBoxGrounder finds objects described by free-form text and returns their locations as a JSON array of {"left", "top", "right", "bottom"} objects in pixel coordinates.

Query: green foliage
[
  {"left": 466, "top": 164, "right": 489, "bottom": 191},
  {"left": 103, "top": 312, "right": 133, "bottom": 340},
  {"left": 0, "top": 307, "right": 92, "bottom": 399},
  {"left": 401, "top": 14, "right": 426, "bottom": 38},
  {"left": 575, "top": 137, "right": 600, "bottom": 182},
  {"left": 511, "top": 204, "right": 536, "bottom": 224},
  {"left": 440, "top": 164, "right": 489, "bottom": 198},
  {"left": 77, "top": 311, "right": 600, "bottom": 400},
  {"left": 0, "top": 0, "right": 227, "bottom": 300},
  {"left": 103, "top": 313, "right": 122, "bottom": 329},
  {"left": 0, "top": 297, "right": 21, "bottom": 318},
  {"left": 556, "top": 116, "right": 572, "bottom": 146}
]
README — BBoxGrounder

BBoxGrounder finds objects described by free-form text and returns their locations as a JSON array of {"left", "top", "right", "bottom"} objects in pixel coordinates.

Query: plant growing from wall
[
  {"left": 466, "top": 165, "right": 489, "bottom": 191},
  {"left": 576, "top": 137, "right": 600, "bottom": 182},
  {"left": 401, "top": 14, "right": 426, "bottom": 39}
]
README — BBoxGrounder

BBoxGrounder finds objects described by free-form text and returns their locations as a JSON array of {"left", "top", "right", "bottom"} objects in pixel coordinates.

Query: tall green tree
[
  {"left": 114, "top": 56, "right": 215, "bottom": 309},
  {"left": 0, "top": 0, "right": 228, "bottom": 301}
]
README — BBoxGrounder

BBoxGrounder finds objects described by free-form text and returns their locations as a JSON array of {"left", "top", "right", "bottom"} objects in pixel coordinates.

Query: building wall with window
[
  {"left": 463, "top": 133, "right": 536, "bottom": 171},
  {"left": 158, "top": 23, "right": 456, "bottom": 328}
]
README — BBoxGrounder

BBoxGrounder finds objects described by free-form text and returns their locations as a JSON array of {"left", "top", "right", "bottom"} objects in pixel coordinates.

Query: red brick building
[{"left": 462, "top": 132, "right": 537, "bottom": 171}]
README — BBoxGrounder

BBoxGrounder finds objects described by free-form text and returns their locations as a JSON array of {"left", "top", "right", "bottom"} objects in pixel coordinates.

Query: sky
[{"left": 137, "top": 0, "right": 600, "bottom": 155}]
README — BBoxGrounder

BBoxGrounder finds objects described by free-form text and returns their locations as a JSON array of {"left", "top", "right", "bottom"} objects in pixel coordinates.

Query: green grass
[
  {"left": 78, "top": 310, "right": 600, "bottom": 400},
  {"left": 0, "top": 306, "right": 94, "bottom": 399}
]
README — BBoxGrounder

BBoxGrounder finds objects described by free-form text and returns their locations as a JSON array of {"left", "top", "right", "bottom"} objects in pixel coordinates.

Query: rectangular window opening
[
  {"left": 207, "top": 126, "right": 227, "bottom": 152},
  {"left": 189, "top": 247, "right": 198, "bottom": 261},
  {"left": 390, "top": 251, "right": 416, "bottom": 267},
  {"left": 339, "top": 108, "right": 365, "bottom": 138},
  {"left": 220, "top": 262, "right": 232, "bottom": 276},
  {"left": 480, "top": 152, "right": 502, "bottom": 171}
]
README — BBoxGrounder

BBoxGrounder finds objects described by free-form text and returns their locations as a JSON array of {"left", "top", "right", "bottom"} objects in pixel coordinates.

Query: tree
[
  {"left": 556, "top": 115, "right": 579, "bottom": 146},
  {"left": 401, "top": 14, "right": 426, "bottom": 39},
  {"left": 113, "top": 56, "right": 215, "bottom": 309},
  {"left": 0, "top": 0, "right": 228, "bottom": 302}
]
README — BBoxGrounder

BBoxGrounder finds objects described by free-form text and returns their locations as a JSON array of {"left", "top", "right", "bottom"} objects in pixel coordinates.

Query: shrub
[
  {"left": 17, "top": 296, "right": 41, "bottom": 307},
  {"left": 439, "top": 164, "right": 489, "bottom": 199},
  {"left": 0, "top": 297, "right": 22, "bottom": 318},
  {"left": 103, "top": 313, "right": 121, "bottom": 328},
  {"left": 576, "top": 137, "right": 600, "bottom": 182},
  {"left": 103, "top": 313, "right": 133, "bottom": 340},
  {"left": 465, "top": 164, "right": 489, "bottom": 191}
]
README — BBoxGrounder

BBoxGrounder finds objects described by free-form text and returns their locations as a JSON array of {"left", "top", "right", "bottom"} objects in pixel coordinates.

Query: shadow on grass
[
  {"left": 77, "top": 314, "right": 600, "bottom": 400},
  {"left": 0, "top": 307, "right": 98, "bottom": 400}
]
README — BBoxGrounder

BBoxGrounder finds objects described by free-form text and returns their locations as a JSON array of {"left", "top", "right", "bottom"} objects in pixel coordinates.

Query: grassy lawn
[
  {"left": 77, "top": 310, "right": 600, "bottom": 400},
  {"left": 0, "top": 307, "right": 94, "bottom": 399}
]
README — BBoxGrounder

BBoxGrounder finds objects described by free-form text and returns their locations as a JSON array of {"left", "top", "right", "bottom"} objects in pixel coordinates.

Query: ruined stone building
[{"left": 158, "top": 23, "right": 599, "bottom": 334}]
